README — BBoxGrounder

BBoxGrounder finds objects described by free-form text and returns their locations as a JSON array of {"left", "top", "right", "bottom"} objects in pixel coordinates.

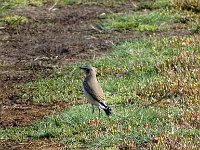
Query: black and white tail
[
  {"left": 103, "top": 105, "right": 112, "bottom": 116},
  {"left": 99, "top": 102, "right": 112, "bottom": 116}
]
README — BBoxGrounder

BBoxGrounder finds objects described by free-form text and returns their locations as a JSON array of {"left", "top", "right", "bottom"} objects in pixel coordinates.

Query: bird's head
[{"left": 80, "top": 66, "right": 97, "bottom": 76}]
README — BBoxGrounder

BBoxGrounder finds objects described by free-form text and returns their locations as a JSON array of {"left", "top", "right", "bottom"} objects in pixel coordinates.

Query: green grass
[
  {"left": 1, "top": 33, "right": 200, "bottom": 150},
  {"left": 99, "top": 9, "right": 183, "bottom": 32},
  {"left": 1, "top": 1, "right": 200, "bottom": 148},
  {"left": 21, "top": 34, "right": 200, "bottom": 104},
  {"left": 0, "top": 104, "right": 199, "bottom": 149},
  {"left": 0, "top": 15, "right": 29, "bottom": 27},
  {"left": 0, "top": 0, "right": 128, "bottom": 13},
  {"left": 137, "top": 0, "right": 171, "bottom": 10},
  {"left": 12, "top": 33, "right": 198, "bottom": 148},
  {"left": 0, "top": 0, "right": 47, "bottom": 13},
  {"left": 5, "top": 0, "right": 44, "bottom": 6}
]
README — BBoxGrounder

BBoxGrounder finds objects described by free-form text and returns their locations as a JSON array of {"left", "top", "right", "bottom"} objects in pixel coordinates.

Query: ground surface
[
  {"left": 0, "top": 3, "right": 136, "bottom": 127},
  {"left": 0, "top": 3, "right": 140, "bottom": 149},
  {"left": 0, "top": 1, "right": 198, "bottom": 149}
]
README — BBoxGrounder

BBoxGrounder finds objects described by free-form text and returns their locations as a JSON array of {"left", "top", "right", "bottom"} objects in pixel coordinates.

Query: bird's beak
[
  {"left": 80, "top": 66, "right": 90, "bottom": 70},
  {"left": 80, "top": 66, "right": 86, "bottom": 70}
]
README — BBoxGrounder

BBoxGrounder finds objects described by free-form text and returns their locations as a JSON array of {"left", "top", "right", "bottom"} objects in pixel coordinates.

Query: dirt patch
[
  {"left": 0, "top": 100, "right": 70, "bottom": 128},
  {"left": 0, "top": 139, "right": 65, "bottom": 150},
  {"left": 0, "top": 3, "right": 137, "bottom": 66}
]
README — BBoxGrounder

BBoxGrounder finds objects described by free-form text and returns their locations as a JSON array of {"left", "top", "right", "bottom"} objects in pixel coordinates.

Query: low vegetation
[
  {"left": 21, "top": 34, "right": 200, "bottom": 105},
  {"left": 0, "top": 0, "right": 48, "bottom": 13},
  {"left": 0, "top": 0, "right": 199, "bottom": 149},
  {"left": 172, "top": 0, "right": 200, "bottom": 12},
  {"left": 3, "top": 33, "right": 199, "bottom": 148},
  {"left": 99, "top": 6, "right": 200, "bottom": 32},
  {"left": 99, "top": 9, "right": 184, "bottom": 32},
  {"left": 0, "top": 0, "right": 128, "bottom": 13},
  {"left": 1, "top": 104, "right": 199, "bottom": 149},
  {"left": 1, "top": 15, "right": 29, "bottom": 27},
  {"left": 137, "top": 0, "right": 171, "bottom": 10}
]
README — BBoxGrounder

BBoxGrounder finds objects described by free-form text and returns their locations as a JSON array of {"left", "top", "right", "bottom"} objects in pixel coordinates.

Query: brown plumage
[{"left": 80, "top": 66, "right": 111, "bottom": 116}]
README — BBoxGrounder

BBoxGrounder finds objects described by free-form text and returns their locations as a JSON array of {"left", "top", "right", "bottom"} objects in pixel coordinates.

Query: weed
[{"left": 1, "top": 15, "right": 29, "bottom": 27}]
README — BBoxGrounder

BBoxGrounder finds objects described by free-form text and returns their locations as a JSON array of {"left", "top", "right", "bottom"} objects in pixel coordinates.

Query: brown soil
[
  {"left": 0, "top": 2, "right": 192, "bottom": 149},
  {"left": 0, "top": 139, "right": 65, "bottom": 150},
  {"left": 0, "top": 100, "right": 69, "bottom": 128}
]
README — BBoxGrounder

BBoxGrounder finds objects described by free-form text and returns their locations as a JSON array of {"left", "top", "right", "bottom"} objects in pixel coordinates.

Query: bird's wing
[{"left": 83, "top": 79, "right": 107, "bottom": 107}]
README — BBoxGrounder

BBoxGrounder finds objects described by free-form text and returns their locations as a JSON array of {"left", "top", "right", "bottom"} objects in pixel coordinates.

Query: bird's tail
[{"left": 103, "top": 105, "right": 112, "bottom": 116}]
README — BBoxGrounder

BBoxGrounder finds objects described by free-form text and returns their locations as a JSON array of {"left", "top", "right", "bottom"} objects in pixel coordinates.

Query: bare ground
[{"left": 0, "top": 139, "right": 65, "bottom": 150}]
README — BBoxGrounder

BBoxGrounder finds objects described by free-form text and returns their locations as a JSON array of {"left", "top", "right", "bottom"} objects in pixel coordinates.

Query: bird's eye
[{"left": 85, "top": 68, "right": 90, "bottom": 73}]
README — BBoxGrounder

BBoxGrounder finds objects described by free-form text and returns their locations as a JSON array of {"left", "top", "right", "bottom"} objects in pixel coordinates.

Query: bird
[{"left": 80, "top": 66, "right": 111, "bottom": 117}]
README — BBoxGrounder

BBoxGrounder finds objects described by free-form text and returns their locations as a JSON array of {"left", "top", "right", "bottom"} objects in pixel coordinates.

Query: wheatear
[{"left": 80, "top": 66, "right": 111, "bottom": 116}]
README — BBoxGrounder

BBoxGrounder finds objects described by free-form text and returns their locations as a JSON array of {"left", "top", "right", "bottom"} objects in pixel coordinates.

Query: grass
[
  {"left": 1, "top": 104, "right": 199, "bottom": 149},
  {"left": 0, "top": 0, "right": 48, "bottom": 13},
  {"left": 21, "top": 34, "right": 200, "bottom": 104},
  {"left": 0, "top": 15, "right": 29, "bottom": 27},
  {"left": 137, "top": 0, "right": 171, "bottom": 10},
  {"left": 1, "top": 0, "right": 200, "bottom": 149},
  {"left": 1, "top": 0, "right": 199, "bottom": 13},
  {"left": 99, "top": 9, "right": 184, "bottom": 32},
  {"left": 98, "top": 0, "right": 200, "bottom": 32},
  {"left": 5, "top": 0, "right": 45, "bottom": 6},
  {"left": 13, "top": 33, "right": 198, "bottom": 149},
  {"left": 0, "top": 0, "right": 128, "bottom": 13},
  {"left": 21, "top": 66, "right": 83, "bottom": 103}
]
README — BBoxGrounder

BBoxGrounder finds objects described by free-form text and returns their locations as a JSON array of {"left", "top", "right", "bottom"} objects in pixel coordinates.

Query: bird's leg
[
  {"left": 98, "top": 107, "right": 101, "bottom": 118},
  {"left": 92, "top": 105, "right": 95, "bottom": 113}
]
